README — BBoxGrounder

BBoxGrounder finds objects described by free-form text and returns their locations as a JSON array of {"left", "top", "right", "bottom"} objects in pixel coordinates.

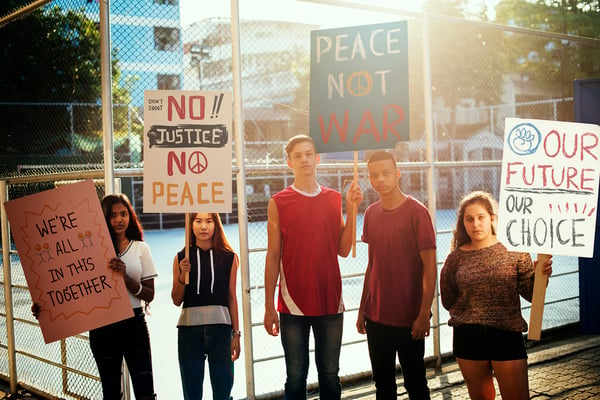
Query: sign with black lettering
[
  {"left": 143, "top": 90, "right": 233, "bottom": 213},
  {"left": 498, "top": 118, "right": 600, "bottom": 257},
  {"left": 3, "top": 180, "right": 133, "bottom": 343}
]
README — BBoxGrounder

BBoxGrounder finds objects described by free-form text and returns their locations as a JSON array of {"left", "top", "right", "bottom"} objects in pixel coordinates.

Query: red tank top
[{"left": 273, "top": 186, "right": 344, "bottom": 316}]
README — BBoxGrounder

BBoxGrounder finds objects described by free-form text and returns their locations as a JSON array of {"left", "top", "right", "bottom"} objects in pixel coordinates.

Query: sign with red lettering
[
  {"left": 143, "top": 90, "right": 232, "bottom": 212},
  {"left": 3, "top": 180, "right": 133, "bottom": 343},
  {"left": 498, "top": 118, "right": 600, "bottom": 257},
  {"left": 309, "top": 21, "right": 409, "bottom": 153}
]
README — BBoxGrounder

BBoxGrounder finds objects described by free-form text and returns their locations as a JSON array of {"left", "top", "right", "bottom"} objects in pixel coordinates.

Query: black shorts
[{"left": 453, "top": 324, "right": 527, "bottom": 361}]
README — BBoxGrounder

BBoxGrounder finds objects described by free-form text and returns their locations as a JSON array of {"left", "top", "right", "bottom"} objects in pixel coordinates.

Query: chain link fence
[{"left": 1, "top": 0, "right": 599, "bottom": 398}]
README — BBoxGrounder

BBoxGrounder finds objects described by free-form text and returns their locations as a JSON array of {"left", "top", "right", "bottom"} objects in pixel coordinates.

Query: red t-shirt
[
  {"left": 361, "top": 196, "right": 436, "bottom": 327},
  {"left": 273, "top": 185, "right": 343, "bottom": 316}
]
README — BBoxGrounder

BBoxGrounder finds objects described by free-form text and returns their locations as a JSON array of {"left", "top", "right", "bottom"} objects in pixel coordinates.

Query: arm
[
  {"left": 108, "top": 257, "right": 155, "bottom": 302},
  {"left": 440, "top": 255, "right": 458, "bottom": 311},
  {"left": 411, "top": 248, "right": 437, "bottom": 340},
  {"left": 171, "top": 254, "right": 190, "bottom": 306},
  {"left": 338, "top": 181, "right": 363, "bottom": 257},
  {"left": 356, "top": 245, "right": 373, "bottom": 335},
  {"left": 520, "top": 254, "right": 553, "bottom": 301},
  {"left": 229, "top": 254, "right": 241, "bottom": 361},
  {"left": 263, "top": 198, "right": 282, "bottom": 336}
]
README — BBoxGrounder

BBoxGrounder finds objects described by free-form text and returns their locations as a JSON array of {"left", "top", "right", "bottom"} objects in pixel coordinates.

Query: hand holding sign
[
  {"left": 3, "top": 180, "right": 133, "bottom": 343},
  {"left": 498, "top": 118, "right": 600, "bottom": 340}
]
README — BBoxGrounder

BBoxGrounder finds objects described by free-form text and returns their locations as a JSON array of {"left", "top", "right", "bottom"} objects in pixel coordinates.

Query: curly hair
[{"left": 451, "top": 191, "right": 498, "bottom": 251}]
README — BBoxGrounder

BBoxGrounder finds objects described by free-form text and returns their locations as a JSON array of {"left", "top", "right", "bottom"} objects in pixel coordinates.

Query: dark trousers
[
  {"left": 280, "top": 313, "right": 343, "bottom": 400},
  {"left": 178, "top": 324, "right": 234, "bottom": 400},
  {"left": 89, "top": 308, "right": 155, "bottom": 400},
  {"left": 365, "top": 318, "right": 430, "bottom": 400}
]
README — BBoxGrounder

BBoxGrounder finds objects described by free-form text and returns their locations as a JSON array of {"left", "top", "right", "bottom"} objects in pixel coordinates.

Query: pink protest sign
[{"left": 3, "top": 179, "right": 133, "bottom": 343}]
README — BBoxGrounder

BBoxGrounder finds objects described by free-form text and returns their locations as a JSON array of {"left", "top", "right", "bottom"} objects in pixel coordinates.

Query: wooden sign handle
[
  {"left": 184, "top": 214, "right": 190, "bottom": 285},
  {"left": 352, "top": 151, "right": 358, "bottom": 258},
  {"left": 528, "top": 253, "right": 551, "bottom": 340}
]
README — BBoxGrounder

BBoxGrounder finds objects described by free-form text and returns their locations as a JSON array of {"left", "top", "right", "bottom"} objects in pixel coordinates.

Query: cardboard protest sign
[
  {"left": 143, "top": 90, "right": 233, "bottom": 213},
  {"left": 498, "top": 118, "right": 600, "bottom": 340},
  {"left": 3, "top": 180, "right": 133, "bottom": 343},
  {"left": 309, "top": 21, "right": 409, "bottom": 153},
  {"left": 498, "top": 118, "right": 600, "bottom": 258}
]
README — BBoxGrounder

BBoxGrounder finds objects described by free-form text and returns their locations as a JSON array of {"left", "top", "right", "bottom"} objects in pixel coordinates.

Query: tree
[
  {"left": 0, "top": 1, "right": 136, "bottom": 172},
  {"left": 423, "top": 0, "right": 506, "bottom": 139},
  {"left": 494, "top": 0, "right": 600, "bottom": 104}
]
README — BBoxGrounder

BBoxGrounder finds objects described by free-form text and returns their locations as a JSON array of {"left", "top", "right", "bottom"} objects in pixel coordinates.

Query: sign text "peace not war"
[{"left": 315, "top": 26, "right": 406, "bottom": 146}]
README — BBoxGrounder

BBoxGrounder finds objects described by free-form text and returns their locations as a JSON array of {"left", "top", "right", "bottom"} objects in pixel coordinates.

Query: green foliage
[
  {"left": 420, "top": 0, "right": 506, "bottom": 140},
  {"left": 495, "top": 0, "right": 600, "bottom": 100},
  {"left": 0, "top": 2, "right": 136, "bottom": 170},
  {"left": 0, "top": 5, "right": 101, "bottom": 103}
]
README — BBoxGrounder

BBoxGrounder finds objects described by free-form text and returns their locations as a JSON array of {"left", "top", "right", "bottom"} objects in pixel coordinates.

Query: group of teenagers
[{"left": 35, "top": 134, "right": 553, "bottom": 400}]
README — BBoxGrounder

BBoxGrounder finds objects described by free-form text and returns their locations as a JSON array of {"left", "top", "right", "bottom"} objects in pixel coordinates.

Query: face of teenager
[
  {"left": 286, "top": 140, "right": 319, "bottom": 177},
  {"left": 193, "top": 213, "right": 215, "bottom": 243},
  {"left": 367, "top": 159, "right": 400, "bottom": 197},
  {"left": 463, "top": 202, "right": 495, "bottom": 245},
  {"left": 109, "top": 203, "right": 130, "bottom": 236}
]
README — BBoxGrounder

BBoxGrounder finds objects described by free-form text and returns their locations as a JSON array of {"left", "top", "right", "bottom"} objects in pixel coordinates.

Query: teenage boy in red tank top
[{"left": 264, "top": 134, "right": 363, "bottom": 400}]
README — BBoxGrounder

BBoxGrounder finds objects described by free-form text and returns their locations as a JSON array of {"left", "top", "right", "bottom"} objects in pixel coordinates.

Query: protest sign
[
  {"left": 143, "top": 90, "right": 233, "bottom": 213},
  {"left": 498, "top": 117, "right": 600, "bottom": 257},
  {"left": 3, "top": 180, "right": 133, "bottom": 343},
  {"left": 498, "top": 117, "right": 600, "bottom": 339},
  {"left": 309, "top": 21, "right": 409, "bottom": 153}
]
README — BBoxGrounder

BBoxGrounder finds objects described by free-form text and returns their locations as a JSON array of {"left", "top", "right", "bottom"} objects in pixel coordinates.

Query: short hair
[
  {"left": 284, "top": 134, "right": 316, "bottom": 159},
  {"left": 367, "top": 150, "right": 397, "bottom": 166}
]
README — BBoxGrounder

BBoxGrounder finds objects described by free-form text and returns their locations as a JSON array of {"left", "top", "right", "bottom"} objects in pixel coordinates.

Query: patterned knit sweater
[{"left": 440, "top": 242, "right": 535, "bottom": 332}]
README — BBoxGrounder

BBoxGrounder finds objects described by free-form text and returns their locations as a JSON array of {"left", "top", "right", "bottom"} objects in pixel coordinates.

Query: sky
[{"left": 179, "top": 0, "right": 501, "bottom": 27}]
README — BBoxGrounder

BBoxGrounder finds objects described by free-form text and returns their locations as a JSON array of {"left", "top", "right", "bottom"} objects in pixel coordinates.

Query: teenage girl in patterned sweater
[{"left": 440, "top": 191, "right": 552, "bottom": 400}]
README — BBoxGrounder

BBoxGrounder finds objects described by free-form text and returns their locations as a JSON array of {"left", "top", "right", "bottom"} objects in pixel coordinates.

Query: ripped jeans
[{"left": 89, "top": 308, "right": 156, "bottom": 400}]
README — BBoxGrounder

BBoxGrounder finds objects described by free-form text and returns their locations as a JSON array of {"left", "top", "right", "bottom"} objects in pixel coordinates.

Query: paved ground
[
  {"left": 1, "top": 332, "right": 599, "bottom": 399},
  {"left": 312, "top": 331, "right": 600, "bottom": 400}
]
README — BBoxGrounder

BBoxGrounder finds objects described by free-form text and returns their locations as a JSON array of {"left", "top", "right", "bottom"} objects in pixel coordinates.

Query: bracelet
[
  {"left": 133, "top": 283, "right": 143, "bottom": 296},
  {"left": 232, "top": 330, "right": 241, "bottom": 337}
]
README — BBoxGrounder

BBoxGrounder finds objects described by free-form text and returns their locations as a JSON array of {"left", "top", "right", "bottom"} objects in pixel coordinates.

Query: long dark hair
[
  {"left": 451, "top": 191, "right": 498, "bottom": 251},
  {"left": 101, "top": 193, "right": 144, "bottom": 252},
  {"left": 187, "top": 212, "right": 235, "bottom": 255}
]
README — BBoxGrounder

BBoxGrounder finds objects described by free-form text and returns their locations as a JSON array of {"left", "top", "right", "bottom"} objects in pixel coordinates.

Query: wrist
[
  {"left": 232, "top": 329, "right": 241, "bottom": 338},
  {"left": 177, "top": 275, "right": 186, "bottom": 285}
]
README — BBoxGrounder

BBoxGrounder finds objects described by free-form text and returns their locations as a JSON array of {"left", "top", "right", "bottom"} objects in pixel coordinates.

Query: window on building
[
  {"left": 157, "top": 74, "right": 181, "bottom": 90},
  {"left": 154, "top": 27, "right": 179, "bottom": 51}
]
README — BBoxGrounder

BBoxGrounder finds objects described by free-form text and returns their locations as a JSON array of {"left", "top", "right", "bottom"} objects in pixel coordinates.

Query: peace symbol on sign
[
  {"left": 347, "top": 71, "right": 373, "bottom": 97},
  {"left": 188, "top": 151, "right": 208, "bottom": 174}
]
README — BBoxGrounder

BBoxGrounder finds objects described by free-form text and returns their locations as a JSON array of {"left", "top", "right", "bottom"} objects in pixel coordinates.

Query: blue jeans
[
  {"left": 365, "top": 318, "right": 430, "bottom": 400},
  {"left": 178, "top": 324, "right": 233, "bottom": 400},
  {"left": 280, "top": 313, "right": 343, "bottom": 400},
  {"left": 89, "top": 308, "right": 155, "bottom": 400}
]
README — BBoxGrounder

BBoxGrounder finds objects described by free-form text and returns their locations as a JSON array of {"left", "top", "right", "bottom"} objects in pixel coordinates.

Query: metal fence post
[{"left": 1, "top": 180, "right": 18, "bottom": 394}]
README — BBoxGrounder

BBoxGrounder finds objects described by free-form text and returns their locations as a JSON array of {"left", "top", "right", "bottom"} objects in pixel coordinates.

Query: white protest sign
[
  {"left": 498, "top": 117, "right": 600, "bottom": 258},
  {"left": 143, "top": 90, "right": 232, "bottom": 213}
]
